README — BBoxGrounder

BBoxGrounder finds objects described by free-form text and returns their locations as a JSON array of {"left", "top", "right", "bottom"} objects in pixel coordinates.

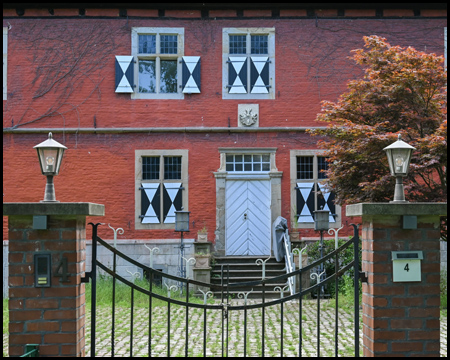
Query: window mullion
[
  {"left": 246, "top": 34, "right": 251, "bottom": 93},
  {"left": 156, "top": 57, "right": 161, "bottom": 94},
  {"left": 159, "top": 156, "right": 165, "bottom": 223},
  {"left": 313, "top": 156, "right": 319, "bottom": 211}
]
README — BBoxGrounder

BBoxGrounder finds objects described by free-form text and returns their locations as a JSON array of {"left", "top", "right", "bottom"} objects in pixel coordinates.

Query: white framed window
[
  {"left": 135, "top": 150, "right": 188, "bottom": 229},
  {"left": 290, "top": 150, "right": 341, "bottom": 229},
  {"left": 131, "top": 27, "right": 185, "bottom": 99},
  {"left": 222, "top": 28, "right": 275, "bottom": 100},
  {"left": 3, "top": 27, "right": 7, "bottom": 100},
  {"left": 225, "top": 153, "right": 271, "bottom": 172}
]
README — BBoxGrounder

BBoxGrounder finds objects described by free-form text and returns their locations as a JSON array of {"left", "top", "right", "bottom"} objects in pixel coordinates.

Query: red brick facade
[{"left": 3, "top": 4, "right": 447, "bottom": 245}]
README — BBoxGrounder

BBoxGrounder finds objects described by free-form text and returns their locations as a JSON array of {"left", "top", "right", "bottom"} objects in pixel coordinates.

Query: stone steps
[{"left": 210, "top": 256, "right": 289, "bottom": 298}]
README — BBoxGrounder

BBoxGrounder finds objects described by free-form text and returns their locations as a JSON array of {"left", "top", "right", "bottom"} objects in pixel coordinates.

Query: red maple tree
[{"left": 309, "top": 35, "right": 447, "bottom": 239}]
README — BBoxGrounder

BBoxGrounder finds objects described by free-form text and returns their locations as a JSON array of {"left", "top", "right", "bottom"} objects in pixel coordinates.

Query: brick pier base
[
  {"left": 347, "top": 203, "right": 446, "bottom": 357},
  {"left": 4, "top": 203, "right": 104, "bottom": 357}
]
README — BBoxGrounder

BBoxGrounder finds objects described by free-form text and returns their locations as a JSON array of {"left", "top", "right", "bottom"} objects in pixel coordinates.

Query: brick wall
[
  {"left": 7, "top": 214, "right": 87, "bottom": 357},
  {"left": 3, "top": 8, "right": 447, "bottom": 245},
  {"left": 360, "top": 214, "right": 441, "bottom": 356},
  {"left": 3, "top": 131, "right": 326, "bottom": 242},
  {"left": 2, "top": 16, "right": 445, "bottom": 130}
]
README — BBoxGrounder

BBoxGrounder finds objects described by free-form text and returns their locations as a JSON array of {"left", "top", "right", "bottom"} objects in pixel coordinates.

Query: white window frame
[
  {"left": 135, "top": 149, "right": 189, "bottom": 230},
  {"left": 222, "top": 27, "right": 275, "bottom": 100},
  {"left": 225, "top": 153, "right": 271, "bottom": 173},
  {"left": 290, "top": 150, "right": 341, "bottom": 229},
  {"left": 3, "top": 27, "right": 7, "bottom": 100},
  {"left": 131, "top": 27, "right": 185, "bottom": 100}
]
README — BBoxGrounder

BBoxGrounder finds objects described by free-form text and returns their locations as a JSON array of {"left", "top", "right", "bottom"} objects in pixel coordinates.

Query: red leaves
[{"left": 308, "top": 36, "right": 447, "bottom": 206}]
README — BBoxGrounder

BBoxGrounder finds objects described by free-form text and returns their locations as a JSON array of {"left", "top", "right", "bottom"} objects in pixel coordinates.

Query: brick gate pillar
[
  {"left": 347, "top": 203, "right": 446, "bottom": 357},
  {"left": 4, "top": 202, "right": 104, "bottom": 357}
]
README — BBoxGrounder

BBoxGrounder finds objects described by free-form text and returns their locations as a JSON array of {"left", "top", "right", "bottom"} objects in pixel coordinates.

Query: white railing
[{"left": 282, "top": 230, "right": 296, "bottom": 296}]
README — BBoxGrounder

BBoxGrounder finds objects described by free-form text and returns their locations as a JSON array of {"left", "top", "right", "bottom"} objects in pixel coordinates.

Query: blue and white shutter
[
  {"left": 228, "top": 57, "right": 248, "bottom": 93},
  {"left": 115, "top": 56, "right": 134, "bottom": 93},
  {"left": 296, "top": 182, "right": 315, "bottom": 223},
  {"left": 250, "top": 57, "right": 270, "bottom": 94},
  {"left": 317, "top": 183, "right": 336, "bottom": 223},
  {"left": 181, "top": 56, "right": 201, "bottom": 93},
  {"left": 162, "top": 183, "right": 183, "bottom": 224},
  {"left": 140, "top": 183, "right": 161, "bottom": 224}
]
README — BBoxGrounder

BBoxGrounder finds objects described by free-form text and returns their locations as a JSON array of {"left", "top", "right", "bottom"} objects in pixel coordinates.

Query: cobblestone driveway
[
  {"left": 83, "top": 299, "right": 447, "bottom": 357},
  {"left": 3, "top": 300, "right": 447, "bottom": 357}
]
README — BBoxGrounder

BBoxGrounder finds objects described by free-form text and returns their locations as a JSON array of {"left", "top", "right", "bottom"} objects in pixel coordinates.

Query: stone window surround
[
  {"left": 290, "top": 149, "right": 342, "bottom": 229},
  {"left": 131, "top": 27, "right": 185, "bottom": 100},
  {"left": 135, "top": 149, "right": 189, "bottom": 230},
  {"left": 222, "top": 27, "right": 276, "bottom": 100},
  {"left": 214, "top": 148, "right": 282, "bottom": 255}
]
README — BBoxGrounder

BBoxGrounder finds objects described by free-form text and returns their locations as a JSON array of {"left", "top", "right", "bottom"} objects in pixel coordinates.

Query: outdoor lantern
[
  {"left": 383, "top": 134, "right": 416, "bottom": 203},
  {"left": 175, "top": 210, "right": 190, "bottom": 280},
  {"left": 175, "top": 210, "right": 190, "bottom": 232},
  {"left": 33, "top": 132, "right": 67, "bottom": 202},
  {"left": 314, "top": 209, "right": 330, "bottom": 231}
]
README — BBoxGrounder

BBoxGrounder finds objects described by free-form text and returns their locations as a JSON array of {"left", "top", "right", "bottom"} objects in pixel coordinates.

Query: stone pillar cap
[
  {"left": 346, "top": 202, "right": 447, "bottom": 217},
  {"left": 3, "top": 202, "right": 105, "bottom": 216}
]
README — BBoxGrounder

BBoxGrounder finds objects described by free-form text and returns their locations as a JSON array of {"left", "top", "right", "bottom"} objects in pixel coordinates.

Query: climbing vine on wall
[{"left": 8, "top": 22, "right": 123, "bottom": 129}]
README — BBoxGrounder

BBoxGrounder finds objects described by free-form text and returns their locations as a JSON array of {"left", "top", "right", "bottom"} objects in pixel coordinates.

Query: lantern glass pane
[
  {"left": 391, "top": 148, "right": 411, "bottom": 175},
  {"left": 175, "top": 211, "right": 190, "bottom": 232},
  {"left": 314, "top": 210, "right": 330, "bottom": 230},
  {"left": 38, "top": 148, "right": 59, "bottom": 175}
]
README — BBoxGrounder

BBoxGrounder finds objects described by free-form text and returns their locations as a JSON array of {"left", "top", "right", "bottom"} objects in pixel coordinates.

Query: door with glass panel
[{"left": 224, "top": 154, "right": 271, "bottom": 256}]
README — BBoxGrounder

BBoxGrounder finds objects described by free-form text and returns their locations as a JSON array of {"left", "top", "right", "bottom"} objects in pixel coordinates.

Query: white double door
[{"left": 225, "top": 179, "right": 271, "bottom": 256}]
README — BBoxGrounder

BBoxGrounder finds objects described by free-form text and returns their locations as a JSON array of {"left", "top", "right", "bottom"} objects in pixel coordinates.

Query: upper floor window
[
  {"left": 131, "top": 28, "right": 184, "bottom": 99},
  {"left": 222, "top": 28, "right": 275, "bottom": 100}
]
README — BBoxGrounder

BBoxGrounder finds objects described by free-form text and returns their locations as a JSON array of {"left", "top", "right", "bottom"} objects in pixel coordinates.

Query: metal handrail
[{"left": 282, "top": 231, "right": 296, "bottom": 296}]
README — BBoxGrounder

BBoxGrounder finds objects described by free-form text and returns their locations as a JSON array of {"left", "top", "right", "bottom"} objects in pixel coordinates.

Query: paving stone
[{"left": 3, "top": 299, "right": 447, "bottom": 357}]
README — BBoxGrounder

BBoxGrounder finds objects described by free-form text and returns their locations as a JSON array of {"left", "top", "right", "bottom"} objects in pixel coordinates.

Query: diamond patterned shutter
[
  {"left": 162, "top": 183, "right": 183, "bottom": 224},
  {"left": 228, "top": 57, "right": 248, "bottom": 93},
  {"left": 250, "top": 57, "right": 270, "bottom": 94},
  {"left": 140, "top": 183, "right": 161, "bottom": 223},
  {"left": 181, "top": 56, "right": 201, "bottom": 93},
  {"left": 115, "top": 56, "right": 134, "bottom": 93},
  {"left": 317, "top": 183, "right": 336, "bottom": 223},
  {"left": 296, "top": 182, "right": 315, "bottom": 223}
]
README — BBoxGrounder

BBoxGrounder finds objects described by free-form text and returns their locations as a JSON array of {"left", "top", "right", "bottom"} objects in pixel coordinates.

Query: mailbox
[
  {"left": 34, "top": 253, "right": 51, "bottom": 287},
  {"left": 391, "top": 251, "right": 423, "bottom": 282}
]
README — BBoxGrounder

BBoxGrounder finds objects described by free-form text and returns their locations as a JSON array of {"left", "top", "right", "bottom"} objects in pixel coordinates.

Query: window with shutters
[
  {"left": 135, "top": 150, "right": 188, "bottom": 229},
  {"left": 290, "top": 150, "right": 341, "bottom": 229},
  {"left": 222, "top": 28, "right": 275, "bottom": 100},
  {"left": 131, "top": 28, "right": 185, "bottom": 99}
]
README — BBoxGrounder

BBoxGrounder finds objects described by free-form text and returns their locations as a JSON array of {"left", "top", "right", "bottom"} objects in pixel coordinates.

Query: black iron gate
[{"left": 84, "top": 223, "right": 362, "bottom": 357}]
